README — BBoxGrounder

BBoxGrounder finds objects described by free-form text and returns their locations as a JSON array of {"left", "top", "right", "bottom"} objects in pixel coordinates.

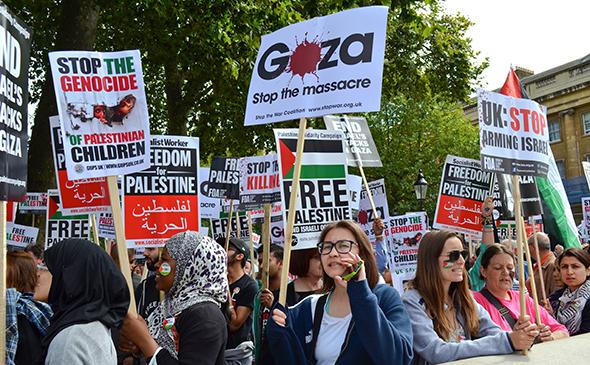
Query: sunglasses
[{"left": 442, "top": 250, "right": 468, "bottom": 263}]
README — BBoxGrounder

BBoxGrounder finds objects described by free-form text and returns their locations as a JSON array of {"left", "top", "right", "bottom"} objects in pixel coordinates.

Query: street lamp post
[{"left": 413, "top": 170, "right": 428, "bottom": 211}]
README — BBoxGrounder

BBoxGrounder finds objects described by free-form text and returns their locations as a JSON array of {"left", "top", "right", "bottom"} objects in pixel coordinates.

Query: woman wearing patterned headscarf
[{"left": 120, "top": 231, "right": 228, "bottom": 364}]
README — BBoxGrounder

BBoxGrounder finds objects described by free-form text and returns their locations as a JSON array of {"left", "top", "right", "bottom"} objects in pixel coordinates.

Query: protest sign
[
  {"left": 210, "top": 212, "right": 250, "bottom": 241},
  {"left": 123, "top": 135, "right": 199, "bottom": 248},
  {"left": 207, "top": 157, "right": 240, "bottom": 199},
  {"left": 244, "top": 6, "right": 388, "bottom": 126},
  {"left": 251, "top": 203, "right": 285, "bottom": 245},
  {"left": 6, "top": 201, "right": 16, "bottom": 222},
  {"left": 199, "top": 167, "right": 222, "bottom": 219},
  {"left": 478, "top": 89, "right": 550, "bottom": 177},
  {"left": 494, "top": 173, "right": 542, "bottom": 218},
  {"left": 6, "top": 222, "right": 38, "bottom": 248},
  {"left": 18, "top": 193, "right": 48, "bottom": 213},
  {"left": 434, "top": 155, "right": 494, "bottom": 237},
  {"left": 238, "top": 155, "right": 281, "bottom": 210},
  {"left": 98, "top": 212, "right": 115, "bottom": 239},
  {"left": 356, "top": 178, "right": 389, "bottom": 244},
  {"left": 49, "top": 116, "right": 110, "bottom": 215},
  {"left": 386, "top": 212, "right": 428, "bottom": 295},
  {"left": 347, "top": 174, "right": 362, "bottom": 211},
  {"left": 275, "top": 129, "right": 350, "bottom": 249},
  {"left": 583, "top": 162, "right": 590, "bottom": 190},
  {"left": 583, "top": 198, "right": 590, "bottom": 242},
  {"left": 324, "top": 115, "right": 382, "bottom": 167},
  {"left": 48, "top": 50, "right": 151, "bottom": 178},
  {"left": 496, "top": 217, "right": 543, "bottom": 241},
  {"left": 45, "top": 190, "right": 90, "bottom": 249},
  {"left": 0, "top": 5, "right": 32, "bottom": 201}
]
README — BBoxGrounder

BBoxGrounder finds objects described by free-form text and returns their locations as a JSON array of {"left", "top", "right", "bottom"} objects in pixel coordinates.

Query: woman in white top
[{"left": 264, "top": 220, "right": 413, "bottom": 365}]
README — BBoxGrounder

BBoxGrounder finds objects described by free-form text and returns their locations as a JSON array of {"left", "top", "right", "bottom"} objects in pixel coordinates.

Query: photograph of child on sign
[{"left": 65, "top": 93, "right": 138, "bottom": 131}]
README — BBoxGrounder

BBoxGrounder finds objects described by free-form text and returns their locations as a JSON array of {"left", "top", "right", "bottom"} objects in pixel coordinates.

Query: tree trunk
[
  {"left": 27, "top": 0, "right": 99, "bottom": 192},
  {"left": 164, "top": 52, "right": 188, "bottom": 136}
]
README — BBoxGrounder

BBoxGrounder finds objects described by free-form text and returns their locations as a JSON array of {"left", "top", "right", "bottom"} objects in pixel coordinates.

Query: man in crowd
[
  {"left": 527, "top": 232, "right": 560, "bottom": 300},
  {"left": 226, "top": 237, "right": 258, "bottom": 362},
  {"left": 135, "top": 247, "right": 161, "bottom": 320}
]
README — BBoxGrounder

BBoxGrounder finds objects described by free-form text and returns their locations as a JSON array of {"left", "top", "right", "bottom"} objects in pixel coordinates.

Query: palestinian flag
[
  {"left": 275, "top": 129, "right": 350, "bottom": 249},
  {"left": 500, "top": 69, "right": 580, "bottom": 249}
]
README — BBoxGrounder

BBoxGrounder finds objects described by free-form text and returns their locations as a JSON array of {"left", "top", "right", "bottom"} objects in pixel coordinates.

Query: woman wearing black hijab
[{"left": 41, "top": 239, "right": 130, "bottom": 364}]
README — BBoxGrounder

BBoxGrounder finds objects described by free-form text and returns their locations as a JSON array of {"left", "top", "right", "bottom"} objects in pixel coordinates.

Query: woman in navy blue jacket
[{"left": 265, "top": 220, "right": 413, "bottom": 365}]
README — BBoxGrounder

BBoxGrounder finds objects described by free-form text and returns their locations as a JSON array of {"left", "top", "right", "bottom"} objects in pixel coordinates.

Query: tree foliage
[{"left": 8, "top": 0, "right": 486, "bottom": 216}]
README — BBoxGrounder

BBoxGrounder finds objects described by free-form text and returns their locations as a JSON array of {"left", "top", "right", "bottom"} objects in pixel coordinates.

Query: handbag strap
[
  {"left": 309, "top": 294, "right": 328, "bottom": 365},
  {"left": 480, "top": 288, "right": 517, "bottom": 329}
]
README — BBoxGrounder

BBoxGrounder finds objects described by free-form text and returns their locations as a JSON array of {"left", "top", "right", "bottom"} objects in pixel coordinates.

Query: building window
[
  {"left": 556, "top": 160, "right": 566, "bottom": 179},
  {"left": 583, "top": 112, "right": 590, "bottom": 135},
  {"left": 548, "top": 121, "right": 561, "bottom": 142}
]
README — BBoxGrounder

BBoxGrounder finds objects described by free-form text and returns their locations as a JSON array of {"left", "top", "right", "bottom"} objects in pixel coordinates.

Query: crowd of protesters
[{"left": 5, "top": 194, "right": 590, "bottom": 365}]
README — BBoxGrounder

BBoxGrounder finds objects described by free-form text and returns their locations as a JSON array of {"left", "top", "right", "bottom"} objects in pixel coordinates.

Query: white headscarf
[{"left": 147, "top": 232, "right": 228, "bottom": 359}]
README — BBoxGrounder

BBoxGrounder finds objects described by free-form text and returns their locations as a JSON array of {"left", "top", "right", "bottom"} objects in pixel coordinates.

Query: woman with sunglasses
[
  {"left": 264, "top": 220, "right": 413, "bottom": 365},
  {"left": 473, "top": 244, "right": 568, "bottom": 341},
  {"left": 403, "top": 230, "right": 539, "bottom": 364}
]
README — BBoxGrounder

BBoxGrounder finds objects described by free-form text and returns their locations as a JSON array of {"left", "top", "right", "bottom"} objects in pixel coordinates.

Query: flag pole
[
  {"left": 512, "top": 175, "right": 527, "bottom": 355},
  {"left": 262, "top": 203, "right": 271, "bottom": 289},
  {"left": 91, "top": 214, "right": 100, "bottom": 245},
  {"left": 247, "top": 211, "right": 256, "bottom": 277},
  {"left": 279, "top": 118, "right": 307, "bottom": 306},
  {"left": 0, "top": 200, "right": 7, "bottom": 363},
  {"left": 224, "top": 200, "right": 234, "bottom": 252},
  {"left": 531, "top": 219, "right": 547, "bottom": 304},
  {"left": 107, "top": 176, "right": 137, "bottom": 314}
]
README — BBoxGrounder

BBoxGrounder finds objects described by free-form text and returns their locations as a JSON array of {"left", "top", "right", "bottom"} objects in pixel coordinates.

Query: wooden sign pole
[
  {"left": 531, "top": 220, "right": 547, "bottom": 304},
  {"left": 91, "top": 214, "right": 100, "bottom": 245},
  {"left": 224, "top": 200, "right": 234, "bottom": 252},
  {"left": 279, "top": 118, "right": 307, "bottom": 306},
  {"left": 512, "top": 175, "right": 527, "bottom": 355},
  {"left": 0, "top": 201, "right": 7, "bottom": 363},
  {"left": 262, "top": 203, "right": 271, "bottom": 289},
  {"left": 520, "top": 216, "right": 542, "bottom": 326},
  {"left": 247, "top": 211, "right": 256, "bottom": 277},
  {"left": 107, "top": 176, "right": 137, "bottom": 314}
]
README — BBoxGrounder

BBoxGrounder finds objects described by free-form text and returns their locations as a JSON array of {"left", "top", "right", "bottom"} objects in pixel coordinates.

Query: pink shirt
[{"left": 473, "top": 289, "right": 567, "bottom": 333}]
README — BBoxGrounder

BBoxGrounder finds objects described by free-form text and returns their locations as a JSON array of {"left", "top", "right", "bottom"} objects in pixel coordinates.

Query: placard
[
  {"left": 324, "top": 115, "right": 382, "bottom": 167},
  {"left": 238, "top": 154, "right": 281, "bottom": 210},
  {"left": 18, "top": 192, "right": 48, "bottom": 213},
  {"left": 244, "top": 6, "right": 388, "bottom": 125},
  {"left": 48, "top": 49, "right": 151, "bottom": 178},
  {"left": 45, "top": 190, "right": 90, "bottom": 249}
]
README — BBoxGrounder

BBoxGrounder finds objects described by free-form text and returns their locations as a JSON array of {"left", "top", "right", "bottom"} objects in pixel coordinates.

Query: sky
[{"left": 444, "top": 0, "right": 589, "bottom": 89}]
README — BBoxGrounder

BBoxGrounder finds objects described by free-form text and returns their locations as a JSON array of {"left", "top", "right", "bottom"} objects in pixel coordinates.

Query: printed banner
[
  {"left": 6, "top": 222, "right": 38, "bottom": 248},
  {"left": 238, "top": 155, "right": 281, "bottom": 210},
  {"left": 494, "top": 173, "right": 542, "bottom": 219},
  {"left": 356, "top": 179, "right": 389, "bottom": 245},
  {"left": 98, "top": 212, "right": 115, "bottom": 239},
  {"left": 478, "top": 89, "right": 549, "bottom": 177},
  {"left": 250, "top": 203, "right": 285, "bottom": 246},
  {"left": 45, "top": 190, "right": 90, "bottom": 249},
  {"left": 583, "top": 198, "right": 590, "bottom": 242},
  {"left": 583, "top": 162, "right": 590, "bottom": 190},
  {"left": 18, "top": 192, "right": 48, "bottom": 213},
  {"left": 347, "top": 174, "right": 362, "bottom": 211},
  {"left": 48, "top": 49, "right": 151, "bottom": 178},
  {"left": 275, "top": 129, "right": 350, "bottom": 249},
  {"left": 324, "top": 115, "right": 382, "bottom": 167},
  {"left": 433, "top": 155, "right": 494, "bottom": 237},
  {"left": 0, "top": 5, "right": 32, "bottom": 201},
  {"left": 199, "top": 167, "right": 222, "bottom": 219},
  {"left": 244, "top": 6, "right": 388, "bottom": 126},
  {"left": 386, "top": 212, "right": 428, "bottom": 295},
  {"left": 49, "top": 116, "right": 110, "bottom": 215},
  {"left": 210, "top": 212, "right": 250, "bottom": 242},
  {"left": 207, "top": 157, "right": 240, "bottom": 199},
  {"left": 496, "top": 216, "right": 543, "bottom": 241},
  {"left": 123, "top": 135, "right": 199, "bottom": 248}
]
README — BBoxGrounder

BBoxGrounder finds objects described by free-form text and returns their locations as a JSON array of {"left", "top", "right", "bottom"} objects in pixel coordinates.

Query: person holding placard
[
  {"left": 526, "top": 232, "right": 561, "bottom": 301},
  {"left": 119, "top": 232, "right": 228, "bottom": 365},
  {"left": 403, "top": 230, "right": 539, "bottom": 365},
  {"left": 473, "top": 244, "right": 568, "bottom": 341},
  {"left": 548, "top": 248, "right": 590, "bottom": 336},
  {"left": 265, "top": 220, "right": 413, "bottom": 365},
  {"left": 41, "top": 239, "right": 130, "bottom": 365}
]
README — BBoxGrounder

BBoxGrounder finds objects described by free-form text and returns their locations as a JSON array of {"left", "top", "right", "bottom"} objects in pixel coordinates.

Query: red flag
[{"left": 500, "top": 68, "right": 527, "bottom": 98}]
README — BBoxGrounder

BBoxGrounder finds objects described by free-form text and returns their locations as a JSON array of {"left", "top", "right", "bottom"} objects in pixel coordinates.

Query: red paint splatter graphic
[
  {"left": 285, "top": 33, "right": 323, "bottom": 83},
  {"left": 358, "top": 210, "right": 368, "bottom": 225}
]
